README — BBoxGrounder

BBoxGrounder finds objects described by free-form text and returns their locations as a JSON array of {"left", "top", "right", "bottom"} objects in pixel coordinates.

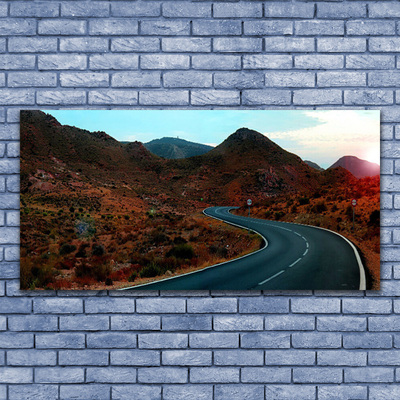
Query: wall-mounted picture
[{"left": 20, "top": 110, "right": 380, "bottom": 291}]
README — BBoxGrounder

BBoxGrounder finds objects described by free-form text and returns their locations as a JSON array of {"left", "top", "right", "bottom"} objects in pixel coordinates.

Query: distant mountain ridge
[
  {"left": 304, "top": 160, "right": 324, "bottom": 171},
  {"left": 329, "top": 156, "right": 380, "bottom": 178},
  {"left": 144, "top": 137, "right": 213, "bottom": 159}
]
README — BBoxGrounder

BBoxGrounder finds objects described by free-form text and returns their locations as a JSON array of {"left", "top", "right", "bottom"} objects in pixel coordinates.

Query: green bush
[
  {"left": 167, "top": 244, "right": 195, "bottom": 259},
  {"left": 59, "top": 243, "right": 76, "bottom": 256}
]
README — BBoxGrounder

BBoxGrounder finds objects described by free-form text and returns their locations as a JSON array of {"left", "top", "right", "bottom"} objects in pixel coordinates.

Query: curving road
[{"left": 123, "top": 206, "right": 365, "bottom": 291}]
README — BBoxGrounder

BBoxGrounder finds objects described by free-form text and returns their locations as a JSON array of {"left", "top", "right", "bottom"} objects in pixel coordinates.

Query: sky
[{"left": 44, "top": 110, "right": 380, "bottom": 169}]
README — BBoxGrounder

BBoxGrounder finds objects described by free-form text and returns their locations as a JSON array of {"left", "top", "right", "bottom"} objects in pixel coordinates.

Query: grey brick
[
  {"left": 189, "top": 332, "right": 238, "bottom": 348},
  {"left": 343, "top": 333, "right": 392, "bottom": 349},
  {"left": 0, "top": 297, "right": 31, "bottom": 313},
  {"left": 60, "top": 38, "right": 109, "bottom": 53},
  {"left": 60, "top": 72, "right": 109, "bottom": 88},
  {"left": 9, "top": 385, "right": 58, "bottom": 400},
  {"left": 265, "top": 37, "right": 314, "bottom": 52},
  {"left": 8, "top": 72, "right": 56, "bottom": 88},
  {"left": 295, "top": 20, "right": 344, "bottom": 36},
  {"left": 162, "top": 315, "right": 211, "bottom": 331},
  {"left": 0, "top": 367, "right": 32, "bottom": 383},
  {"left": 187, "top": 298, "right": 237, "bottom": 313},
  {"left": 190, "top": 367, "right": 239, "bottom": 383},
  {"left": 243, "top": 55, "right": 292, "bottom": 70},
  {"left": 111, "top": 315, "right": 160, "bottom": 330},
  {"left": 370, "top": 3, "right": 400, "bottom": 18},
  {"left": 214, "top": 3, "right": 261, "bottom": 18},
  {"left": 369, "top": 350, "right": 400, "bottom": 366},
  {"left": 38, "top": 55, "right": 87, "bottom": 70},
  {"left": 381, "top": 228, "right": 392, "bottom": 244},
  {"left": 7, "top": 349, "right": 56, "bottom": 366},
  {"left": 265, "top": 385, "right": 315, "bottom": 400},
  {"left": 343, "top": 299, "right": 392, "bottom": 314},
  {"left": 59, "top": 350, "right": 109, "bottom": 366},
  {"left": 347, "top": 20, "right": 395, "bottom": 36},
  {"left": 318, "top": 350, "right": 366, "bottom": 366},
  {"left": 89, "top": 19, "right": 138, "bottom": 35},
  {"left": 265, "top": 2, "right": 314, "bottom": 18},
  {"left": 215, "top": 385, "right": 264, "bottom": 400},
  {"left": 239, "top": 297, "right": 288, "bottom": 313},
  {"left": 265, "top": 72, "right": 314, "bottom": 88},
  {"left": 35, "top": 368, "right": 84, "bottom": 383},
  {"left": 9, "top": 37, "right": 57, "bottom": 53},
  {"left": 317, "top": 316, "right": 366, "bottom": 331},
  {"left": 0, "top": 262, "right": 20, "bottom": 277},
  {"left": 112, "top": 71, "right": 160, "bottom": 87},
  {"left": 163, "top": 2, "right": 210, "bottom": 18},
  {"left": 110, "top": 350, "right": 159, "bottom": 366},
  {"left": 345, "top": 367, "right": 393, "bottom": 383},
  {"left": 345, "top": 89, "right": 393, "bottom": 105},
  {"left": 0, "top": 125, "right": 19, "bottom": 140},
  {"left": 163, "top": 385, "right": 212, "bottom": 400},
  {"left": 62, "top": 2, "right": 110, "bottom": 17},
  {"left": 140, "top": 90, "right": 188, "bottom": 105},
  {"left": 241, "top": 332, "right": 290, "bottom": 349},
  {"left": 111, "top": 38, "right": 160, "bottom": 53},
  {"left": 11, "top": 2, "right": 59, "bottom": 17},
  {"left": 87, "top": 332, "right": 136, "bottom": 349},
  {"left": 318, "top": 38, "right": 366, "bottom": 53},
  {"left": 39, "top": 19, "right": 86, "bottom": 35},
  {"left": 0, "top": 55, "right": 35, "bottom": 70},
  {"left": 0, "top": 3, "right": 6, "bottom": 17},
  {"left": 191, "top": 89, "right": 239, "bottom": 105},
  {"left": 369, "top": 316, "right": 400, "bottom": 331},
  {"left": 85, "top": 298, "right": 135, "bottom": 313},
  {"left": 214, "top": 38, "right": 262, "bottom": 53},
  {"left": 163, "top": 71, "right": 211, "bottom": 88},
  {"left": 214, "top": 315, "right": 263, "bottom": 331},
  {"left": 37, "top": 90, "right": 86, "bottom": 105},
  {"left": 89, "top": 90, "right": 138, "bottom": 105},
  {"left": 293, "top": 367, "right": 342, "bottom": 383},
  {"left": 112, "top": 2, "right": 160, "bottom": 17},
  {"left": 242, "top": 367, "right": 291, "bottom": 383},
  {"left": 86, "top": 367, "right": 136, "bottom": 383},
  {"left": 140, "top": 54, "right": 189, "bottom": 70},
  {"left": 294, "top": 89, "right": 342, "bottom": 105},
  {"left": 242, "top": 89, "right": 291, "bottom": 105},
  {"left": 292, "top": 333, "right": 341, "bottom": 349},
  {"left": 141, "top": 20, "right": 190, "bottom": 36},
  {"left": 138, "top": 367, "right": 187, "bottom": 383},
  {"left": 0, "top": 19, "right": 36, "bottom": 36},
  {"left": 382, "top": 143, "right": 400, "bottom": 159},
  {"left": 318, "top": 72, "right": 366, "bottom": 87},
  {"left": 8, "top": 315, "right": 57, "bottom": 331},
  {"left": 90, "top": 54, "right": 138, "bottom": 70},
  {"left": 265, "top": 315, "right": 314, "bottom": 331},
  {"left": 296, "top": 55, "right": 344, "bottom": 69},
  {"left": 162, "top": 38, "right": 211, "bottom": 53},
  {"left": 346, "top": 55, "right": 395, "bottom": 70},
  {"left": 370, "top": 71, "right": 400, "bottom": 87},
  {"left": 34, "top": 298, "right": 82, "bottom": 314},
  {"left": 265, "top": 350, "right": 315, "bottom": 365},
  {"left": 192, "top": 55, "right": 241, "bottom": 70},
  {"left": 139, "top": 333, "right": 188, "bottom": 349},
  {"left": 214, "top": 350, "right": 263, "bottom": 366},
  {"left": 292, "top": 298, "right": 340, "bottom": 313},
  {"left": 318, "top": 385, "right": 367, "bottom": 400},
  {"left": 370, "top": 38, "right": 400, "bottom": 53},
  {"left": 60, "top": 315, "right": 109, "bottom": 331},
  {"left": 193, "top": 20, "right": 241, "bottom": 36},
  {"left": 0, "top": 333, "right": 33, "bottom": 348},
  {"left": 162, "top": 350, "right": 211, "bottom": 366},
  {"left": 112, "top": 385, "right": 161, "bottom": 400},
  {"left": 60, "top": 385, "right": 110, "bottom": 400},
  {"left": 318, "top": 3, "right": 366, "bottom": 19},
  {"left": 244, "top": 21, "right": 292, "bottom": 36}
]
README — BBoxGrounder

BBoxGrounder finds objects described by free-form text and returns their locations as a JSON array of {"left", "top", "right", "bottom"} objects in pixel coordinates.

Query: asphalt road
[{"left": 124, "top": 206, "right": 365, "bottom": 291}]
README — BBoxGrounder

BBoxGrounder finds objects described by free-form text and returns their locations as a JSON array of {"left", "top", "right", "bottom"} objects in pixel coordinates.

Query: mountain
[
  {"left": 329, "top": 156, "right": 380, "bottom": 179},
  {"left": 304, "top": 160, "right": 324, "bottom": 171},
  {"left": 144, "top": 137, "right": 213, "bottom": 159}
]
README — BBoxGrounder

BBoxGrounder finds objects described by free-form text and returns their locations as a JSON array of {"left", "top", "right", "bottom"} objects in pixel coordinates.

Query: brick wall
[{"left": 0, "top": 1, "right": 399, "bottom": 399}]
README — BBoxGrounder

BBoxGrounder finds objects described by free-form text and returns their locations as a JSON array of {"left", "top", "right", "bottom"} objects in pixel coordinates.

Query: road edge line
[{"left": 119, "top": 206, "right": 268, "bottom": 291}]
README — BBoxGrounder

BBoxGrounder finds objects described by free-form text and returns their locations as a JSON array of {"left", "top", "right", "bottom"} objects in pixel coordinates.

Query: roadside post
[
  {"left": 247, "top": 198, "right": 252, "bottom": 217},
  {"left": 351, "top": 198, "right": 357, "bottom": 230}
]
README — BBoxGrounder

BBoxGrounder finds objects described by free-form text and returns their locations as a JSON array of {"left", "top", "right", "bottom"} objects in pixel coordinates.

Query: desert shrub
[
  {"left": 209, "top": 245, "right": 228, "bottom": 258},
  {"left": 124, "top": 215, "right": 130, "bottom": 220},
  {"left": 167, "top": 244, "right": 195, "bottom": 259},
  {"left": 139, "top": 262, "right": 161, "bottom": 278},
  {"left": 290, "top": 205, "right": 297, "bottom": 214},
  {"left": 173, "top": 236, "right": 187, "bottom": 245},
  {"left": 92, "top": 244, "right": 105, "bottom": 256},
  {"left": 369, "top": 210, "right": 380, "bottom": 227},
  {"left": 76, "top": 243, "right": 89, "bottom": 258},
  {"left": 79, "top": 207, "right": 83, "bottom": 212},
  {"left": 331, "top": 204, "right": 338, "bottom": 212},
  {"left": 59, "top": 243, "right": 76, "bottom": 256},
  {"left": 265, "top": 210, "right": 272, "bottom": 219},
  {"left": 105, "top": 277, "right": 113, "bottom": 286},
  {"left": 311, "top": 201, "right": 327, "bottom": 213},
  {"left": 298, "top": 197, "right": 309, "bottom": 205},
  {"left": 345, "top": 205, "right": 353, "bottom": 221},
  {"left": 274, "top": 211, "right": 285, "bottom": 220},
  {"left": 75, "top": 261, "right": 111, "bottom": 282},
  {"left": 69, "top": 207, "right": 75, "bottom": 213},
  {"left": 151, "top": 232, "right": 169, "bottom": 245},
  {"left": 128, "top": 272, "right": 137, "bottom": 282}
]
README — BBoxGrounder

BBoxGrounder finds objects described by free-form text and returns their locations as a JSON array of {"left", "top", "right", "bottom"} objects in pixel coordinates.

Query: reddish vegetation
[{"left": 20, "top": 111, "right": 379, "bottom": 290}]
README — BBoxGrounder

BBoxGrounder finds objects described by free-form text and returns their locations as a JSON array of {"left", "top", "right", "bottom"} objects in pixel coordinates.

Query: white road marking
[
  {"left": 295, "top": 232, "right": 301, "bottom": 237},
  {"left": 258, "top": 270, "right": 285, "bottom": 285},
  {"left": 306, "top": 242, "right": 309, "bottom": 249},
  {"left": 303, "top": 248, "right": 309, "bottom": 257},
  {"left": 289, "top": 258, "right": 302, "bottom": 268}
]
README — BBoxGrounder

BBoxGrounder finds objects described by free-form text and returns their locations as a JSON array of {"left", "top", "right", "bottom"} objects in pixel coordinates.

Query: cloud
[{"left": 263, "top": 111, "right": 380, "bottom": 167}]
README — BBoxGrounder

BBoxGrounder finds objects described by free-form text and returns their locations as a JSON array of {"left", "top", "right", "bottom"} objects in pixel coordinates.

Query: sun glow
[{"left": 364, "top": 147, "right": 380, "bottom": 165}]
